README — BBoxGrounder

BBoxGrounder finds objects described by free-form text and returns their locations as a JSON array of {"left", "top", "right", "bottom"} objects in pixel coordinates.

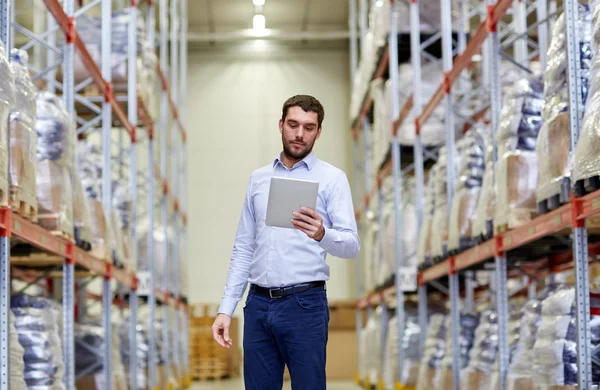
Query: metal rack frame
[
  {"left": 349, "top": 0, "right": 593, "bottom": 388},
  {"left": 0, "top": 0, "right": 189, "bottom": 389}
]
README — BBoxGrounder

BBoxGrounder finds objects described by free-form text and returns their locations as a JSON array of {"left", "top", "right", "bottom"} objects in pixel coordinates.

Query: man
[{"left": 212, "top": 95, "right": 360, "bottom": 390}]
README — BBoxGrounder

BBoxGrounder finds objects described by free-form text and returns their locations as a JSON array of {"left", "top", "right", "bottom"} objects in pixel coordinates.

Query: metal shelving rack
[
  {"left": 349, "top": 0, "right": 595, "bottom": 388},
  {"left": 0, "top": 0, "right": 189, "bottom": 389}
]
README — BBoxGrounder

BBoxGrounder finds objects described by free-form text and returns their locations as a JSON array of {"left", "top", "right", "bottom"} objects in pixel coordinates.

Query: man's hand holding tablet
[{"left": 291, "top": 207, "right": 325, "bottom": 241}]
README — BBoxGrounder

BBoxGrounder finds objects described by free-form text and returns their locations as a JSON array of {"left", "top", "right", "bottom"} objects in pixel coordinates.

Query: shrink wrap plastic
[
  {"left": 10, "top": 310, "right": 28, "bottom": 389},
  {"left": 10, "top": 49, "right": 37, "bottom": 209},
  {"left": 11, "top": 295, "right": 65, "bottom": 389},
  {"left": 110, "top": 209, "right": 127, "bottom": 267},
  {"left": 472, "top": 132, "right": 494, "bottom": 239},
  {"left": 437, "top": 312, "right": 480, "bottom": 389},
  {"left": 72, "top": 167, "right": 94, "bottom": 245},
  {"left": 72, "top": 13, "right": 146, "bottom": 87},
  {"left": 494, "top": 77, "right": 544, "bottom": 230},
  {"left": 382, "top": 312, "right": 421, "bottom": 389},
  {"left": 371, "top": 78, "right": 390, "bottom": 168},
  {"left": 0, "top": 40, "right": 13, "bottom": 203},
  {"left": 35, "top": 91, "right": 74, "bottom": 235},
  {"left": 137, "top": 222, "right": 177, "bottom": 292},
  {"left": 418, "top": 170, "right": 436, "bottom": 267},
  {"left": 77, "top": 142, "right": 115, "bottom": 259},
  {"left": 572, "top": 3, "right": 600, "bottom": 186},
  {"left": 531, "top": 286, "right": 600, "bottom": 387},
  {"left": 74, "top": 320, "right": 127, "bottom": 390},
  {"left": 395, "top": 62, "right": 447, "bottom": 146},
  {"left": 416, "top": 314, "right": 447, "bottom": 390},
  {"left": 448, "top": 128, "right": 486, "bottom": 251},
  {"left": 364, "top": 308, "right": 383, "bottom": 385},
  {"left": 539, "top": 5, "right": 592, "bottom": 201},
  {"left": 431, "top": 142, "right": 464, "bottom": 258},
  {"left": 379, "top": 177, "right": 418, "bottom": 284},
  {"left": 113, "top": 182, "right": 134, "bottom": 269}
]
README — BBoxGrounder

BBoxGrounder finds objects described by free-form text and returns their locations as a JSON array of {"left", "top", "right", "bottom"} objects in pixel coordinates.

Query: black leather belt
[{"left": 250, "top": 281, "right": 325, "bottom": 299}]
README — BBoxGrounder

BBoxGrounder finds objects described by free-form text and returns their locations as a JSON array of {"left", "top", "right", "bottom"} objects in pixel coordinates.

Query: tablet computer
[{"left": 265, "top": 177, "right": 320, "bottom": 229}]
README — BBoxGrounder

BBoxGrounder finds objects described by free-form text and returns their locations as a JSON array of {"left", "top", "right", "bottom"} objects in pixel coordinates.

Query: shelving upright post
[{"left": 0, "top": 1, "right": 10, "bottom": 387}]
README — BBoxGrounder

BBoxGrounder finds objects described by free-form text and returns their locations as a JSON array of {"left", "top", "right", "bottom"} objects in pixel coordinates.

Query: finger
[
  {"left": 212, "top": 326, "right": 226, "bottom": 347},
  {"left": 292, "top": 212, "right": 316, "bottom": 224},
  {"left": 291, "top": 219, "right": 317, "bottom": 232},
  {"left": 300, "top": 207, "right": 320, "bottom": 219},
  {"left": 223, "top": 326, "right": 232, "bottom": 347},
  {"left": 293, "top": 225, "right": 317, "bottom": 237}
]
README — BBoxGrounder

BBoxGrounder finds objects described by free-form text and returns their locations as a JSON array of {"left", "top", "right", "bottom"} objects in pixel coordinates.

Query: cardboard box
[
  {"left": 328, "top": 300, "right": 357, "bottom": 330},
  {"left": 326, "top": 330, "right": 358, "bottom": 380}
]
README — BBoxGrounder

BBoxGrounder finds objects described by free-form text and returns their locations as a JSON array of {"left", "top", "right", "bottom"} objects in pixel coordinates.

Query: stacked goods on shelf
[
  {"left": 35, "top": 91, "right": 74, "bottom": 238},
  {"left": 431, "top": 140, "right": 464, "bottom": 260},
  {"left": 77, "top": 142, "right": 114, "bottom": 261},
  {"left": 9, "top": 311, "right": 27, "bottom": 389},
  {"left": 461, "top": 308, "right": 500, "bottom": 390},
  {"left": 109, "top": 209, "right": 127, "bottom": 268},
  {"left": 363, "top": 215, "right": 380, "bottom": 293},
  {"left": 532, "top": 286, "right": 600, "bottom": 387},
  {"left": 113, "top": 182, "right": 134, "bottom": 270},
  {"left": 74, "top": 320, "right": 127, "bottom": 390},
  {"left": 418, "top": 169, "right": 436, "bottom": 269},
  {"left": 382, "top": 310, "right": 421, "bottom": 390},
  {"left": 370, "top": 78, "right": 390, "bottom": 168},
  {"left": 472, "top": 131, "right": 494, "bottom": 241},
  {"left": 72, "top": 167, "right": 94, "bottom": 250},
  {"left": 572, "top": 3, "right": 600, "bottom": 196},
  {"left": 395, "top": 62, "right": 447, "bottom": 146},
  {"left": 416, "top": 314, "right": 447, "bottom": 390},
  {"left": 437, "top": 312, "right": 480, "bottom": 390},
  {"left": 488, "top": 300, "right": 525, "bottom": 387},
  {"left": 0, "top": 41, "right": 13, "bottom": 208},
  {"left": 379, "top": 176, "right": 418, "bottom": 286},
  {"left": 507, "top": 292, "right": 545, "bottom": 390},
  {"left": 538, "top": 5, "right": 592, "bottom": 208},
  {"left": 189, "top": 305, "right": 240, "bottom": 380},
  {"left": 493, "top": 76, "right": 544, "bottom": 232},
  {"left": 9, "top": 49, "right": 37, "bottom": 221},
  {"left": 364, "top": 307, "right": 384, "bottom": 386},
  {"left": 448, "top": 127, "right": 486, "bottom": 253},
  {"left": 11, "top": 294, "right": 65, "bottom": 389}
]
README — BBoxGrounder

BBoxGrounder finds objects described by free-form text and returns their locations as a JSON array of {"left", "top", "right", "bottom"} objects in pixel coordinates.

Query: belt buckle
[{"left": 269, "top": 288, "right": 281, "bottom": 299}]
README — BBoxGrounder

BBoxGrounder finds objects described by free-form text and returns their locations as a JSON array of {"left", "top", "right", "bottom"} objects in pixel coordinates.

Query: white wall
[{"left": 185, "top": 44, "right": 357, "bottom": 319}]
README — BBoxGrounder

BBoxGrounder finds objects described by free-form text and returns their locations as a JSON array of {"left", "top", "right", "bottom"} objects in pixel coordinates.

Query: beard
[{"left": 283, "top": 138, "right": 314, "bottom": 161}]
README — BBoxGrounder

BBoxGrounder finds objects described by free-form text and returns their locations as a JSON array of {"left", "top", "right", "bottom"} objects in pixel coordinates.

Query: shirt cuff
[
  {"left": 318, "top": 225, "right": 337, "bottom": 251},
  {"left": 217, "top": 296, "right": 239, "bottom": 318}
]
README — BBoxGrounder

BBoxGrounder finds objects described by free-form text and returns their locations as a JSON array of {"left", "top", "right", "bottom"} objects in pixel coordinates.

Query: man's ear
[
  {"left": 316, "top": 126, "right": 322, "bottom": 140},
  {"left": 279, "top": 119, "right": 284, "bottom": 134}
]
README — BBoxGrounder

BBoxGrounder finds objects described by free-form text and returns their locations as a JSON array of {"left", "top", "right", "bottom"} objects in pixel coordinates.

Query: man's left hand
[{"left": 292, "top": 207, "right": 325, "bottom": 241}]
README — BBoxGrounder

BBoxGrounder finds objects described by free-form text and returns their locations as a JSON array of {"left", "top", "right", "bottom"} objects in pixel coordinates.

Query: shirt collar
[{"left": 273, "top": 151, "right": 317, "bottom": 171}]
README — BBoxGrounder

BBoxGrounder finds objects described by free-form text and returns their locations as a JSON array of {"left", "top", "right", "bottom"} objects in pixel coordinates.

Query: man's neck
[{"left": 280, "top": 153, "right": 301, "bottom": 169}]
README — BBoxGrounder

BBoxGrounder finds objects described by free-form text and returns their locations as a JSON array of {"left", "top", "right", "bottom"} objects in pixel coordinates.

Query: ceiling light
[
  {"left": 253, "top": 0, "right": 265, "bottom": 5},
  {"left": 253, "top": 14, "right": 266, "bottom": 30}
]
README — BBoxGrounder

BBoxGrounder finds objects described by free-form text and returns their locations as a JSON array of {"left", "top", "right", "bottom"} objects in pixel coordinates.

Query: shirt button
[{"left": 270, "top": 247, "right": 274, "bottom": 251}]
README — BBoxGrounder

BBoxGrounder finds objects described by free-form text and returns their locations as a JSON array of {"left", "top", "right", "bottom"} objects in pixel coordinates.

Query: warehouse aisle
[{"left": 191, "top": 379, "right": 362, "bottom": 389}]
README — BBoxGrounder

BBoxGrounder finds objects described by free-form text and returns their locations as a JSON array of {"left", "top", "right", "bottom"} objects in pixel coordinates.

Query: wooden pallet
[
  {"left": 11, "top": 252, "right": 63, "bottom": 267},
  {"left": 10, "top": 187, "right": 37, "bottom": 222}
]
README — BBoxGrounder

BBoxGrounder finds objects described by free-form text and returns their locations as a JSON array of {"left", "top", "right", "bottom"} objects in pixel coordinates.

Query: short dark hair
[{"left": 281, "top": 95, "right": 325, "bottom": 128}]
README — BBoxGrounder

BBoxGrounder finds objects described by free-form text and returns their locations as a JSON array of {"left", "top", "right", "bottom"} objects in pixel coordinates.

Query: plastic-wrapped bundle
[
  {"left": 494, "top": 76, "right": 544, "bottom": 231},
  {"left": 395, "top": 62, "right": 449, "bottom": 146},
  {"left": 461, "top": 310, "right": 498, "bottom": 390},
  {"left": 119, "top": 316, "right": 152, "bottom": 390},
  {"left": 72, "top": 167, "right": 94, "bottom": 247},
  {"left": 364, "top": 308, "right": 383, "bottom": 385},
  {"left": 72, "top": 12, "right": 146, "bottom": 87},
  {"left": 0, "top": 40, "right": 14, "bottom": 207},
  {"left": 10, "top": 49, "right": 37, "bottom": 213},
  {"left": 531, "top": 286, "right": 600, "bottom": 386},
  {"left": 438, "top": 312, "right": 480, "bottom": 390},
  {"left": 370, "top": 78, "right": 389, "bottom": 168},
  {"left": 572, "top": 3, "right": 600, "bottom": 191},
  {"left": 416, "top": 314, "right": 447, "bottom": 390},
  {"left": 382, "top": 312, "right": 421, "bottom": 390},
  {"left": 110, "top": 209, "right": 127, "bottom": 268},
  {"left": 74, "top": 320, "right": 127, "bottom": 390},
  {"left": 137, "top": 221, "right": 177, "bottom": 292},
  {"left": 538, "top": 5, "right": 592, "bottom": 204},
  {"left": 472, "top": 131, "right": 494, "bottom": 240},
  {"left": 35, "top": 91, "right": 74, "bottom": 235},
  {"left": 448, "top": 127, "right": 486, "bottom": 252},
  {"left": 11, "top": 294, "right": 65, "bottom": 389},
  {"left": 10, "top": 310, "right": 28, "bottom": 389},
  {"left": 418, "top": 170, "right": 436, "bottom": 268},
  {"left": 379, "top": 177, "right": 418, "bottom": 285}
]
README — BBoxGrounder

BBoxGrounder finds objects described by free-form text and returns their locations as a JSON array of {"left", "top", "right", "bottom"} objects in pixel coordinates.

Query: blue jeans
[{"left": 243, "top": 286, "right": 329, "bottom": 390}]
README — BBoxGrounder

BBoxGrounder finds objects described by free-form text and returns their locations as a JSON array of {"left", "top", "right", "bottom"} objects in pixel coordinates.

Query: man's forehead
[{"left": 286, "top": 107, "right": 318, "bottom": 124}]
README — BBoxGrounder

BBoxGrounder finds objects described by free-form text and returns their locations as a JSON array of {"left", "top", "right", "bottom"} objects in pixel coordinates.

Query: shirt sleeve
[
  {"left": 218, "top": 178, "right": 256, "bottom": 317},
  {"left": 318, "top": 171, "right": 361, "bottom": 259}
]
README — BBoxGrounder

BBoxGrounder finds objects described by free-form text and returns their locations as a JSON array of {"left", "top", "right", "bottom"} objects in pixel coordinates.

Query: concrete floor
[{"left": 190, "top": 378, "right": 361, "bottom": 390}]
